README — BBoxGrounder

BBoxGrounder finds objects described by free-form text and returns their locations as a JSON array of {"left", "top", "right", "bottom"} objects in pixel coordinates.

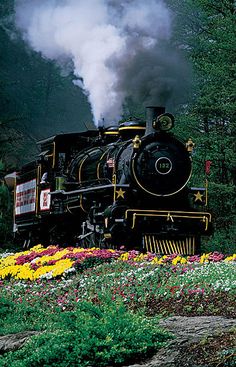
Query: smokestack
[{"left": 145, "top": 106, "right": 165, "bottom": 135}]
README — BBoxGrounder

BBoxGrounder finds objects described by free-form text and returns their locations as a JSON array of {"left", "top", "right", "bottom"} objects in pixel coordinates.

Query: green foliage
[
  {"left": 0, "top": 260, "right": 234, "bottom": 365},
  {"left": 0, "top": 297, "right": 170, "bottom": 367},
  {"left": 0, "top": 297, "right": 15, "bottom": 320},
  {"left": 0, "top": 296, "right": 59, "bottom": 336},
  {"left": 168, "top": 0, "right": 236, "bottom": 251},
  {"left": 74, "top": 256, "right": 113, "bottom": 272},
  {"left": 0, "top": 160, "right": 11, "bottom": 243}
]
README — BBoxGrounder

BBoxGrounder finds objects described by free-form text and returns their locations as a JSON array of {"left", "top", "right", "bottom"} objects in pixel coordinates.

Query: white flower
[
  {"left": 0, "top": 252, "right": 15, "bottom": 258},
  {"left": 40, "top": 272, "right": 53, "bottom": 280}
]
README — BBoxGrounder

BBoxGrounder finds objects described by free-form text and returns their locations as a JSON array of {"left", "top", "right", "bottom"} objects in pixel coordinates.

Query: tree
[
  {"left": 0, "top": 160, "right": 11, "bottom": 243},
  {"left": 168, "top": 0, "right": 236, "bottom": 250}
]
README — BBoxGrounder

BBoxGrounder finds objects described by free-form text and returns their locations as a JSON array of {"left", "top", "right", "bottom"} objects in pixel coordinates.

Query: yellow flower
[
  {"left": 33, "top": 265, "right": 54, "bottom": 279},
  {"left": 0, "top": 264, "right": 29, "bottom": 279},
  {"left": 0, "top": 255, "right": 17, "bottom": 268},
  {"left": 15, "top": 264, "right": 34, "bottom": 280},
  {"left": 35, "top": 249, "right": 70, "bottom": 265},
  {"left": 30, "top": 244, "right": 44, "bottom": 252},
  {"left": 200, "top": 253, "right": 209, "bottom": 263},
  {"left": 225, "top": 254, "right": 236, "bottom": 262},
  {"left": 73, "top": 248, "right": 88, "bottom": 253},
  {"left": 51, "top": 259, "right": 73, "bottom": 277},
  {"left": 31, "top": 259, "right": 74, "bottom": 279},
  {"left": 172, "top": 256, "right": 182, "bottom": 265},
  {"left": 133, "top": 253, "right": 147, "bottom": 262},
  {"left": 118, "top": 252, "right": 129, "bottom": 261},
  {"left": 151, "top": 257, "right": 159, "bottom": 264},
  {"left": 152, "top": 258, "right": 161, "bottom": 265}
]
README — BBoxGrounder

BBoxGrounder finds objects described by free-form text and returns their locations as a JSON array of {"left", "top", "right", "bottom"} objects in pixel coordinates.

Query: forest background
[{"left": 0, "top": 0, "right": 235, "bottom": 252}]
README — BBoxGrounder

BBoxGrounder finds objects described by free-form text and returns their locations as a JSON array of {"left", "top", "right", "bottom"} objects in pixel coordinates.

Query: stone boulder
[
  {"left": 0, "top": 331, "right": 40, "bottom": 354},
  {"left": 126, "top": 316, "right": 236, "bottom": 367}
]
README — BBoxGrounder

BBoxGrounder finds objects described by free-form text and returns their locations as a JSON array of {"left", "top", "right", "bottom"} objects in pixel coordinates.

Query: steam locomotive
[{"left": 8, "top": 106, "right": 211, "bottom": 254}]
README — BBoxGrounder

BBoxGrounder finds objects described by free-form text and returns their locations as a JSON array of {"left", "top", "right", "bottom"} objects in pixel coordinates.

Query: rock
[
  {"left": 125, "top": 316, "right": 236, "bottom": 367},
  {"left": 159, "top": 315, "right": 236, "bottom": 342},
  {"left": 0, "top": 331, "right": 40, "bottom": 354}
]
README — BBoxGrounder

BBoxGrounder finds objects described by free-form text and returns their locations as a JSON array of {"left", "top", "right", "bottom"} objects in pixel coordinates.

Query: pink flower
[
  {"left": 188, "top": 255, "right": 201, "bottom": 263},
  {"left": 47, "top": 260, "right": 57, "bottom": 265},
  {"left": 208, "top": 252, "right": 225, "bottom": 262}
]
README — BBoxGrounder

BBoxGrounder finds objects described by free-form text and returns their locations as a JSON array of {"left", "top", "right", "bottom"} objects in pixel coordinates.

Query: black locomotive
[{"left": 9, "top": 106, "right": 211, "bottom": 254}]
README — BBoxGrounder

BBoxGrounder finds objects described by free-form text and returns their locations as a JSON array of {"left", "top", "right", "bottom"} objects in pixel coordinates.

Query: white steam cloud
[{"left": 14, "top": 0, "right": 183, "bottom": 126}]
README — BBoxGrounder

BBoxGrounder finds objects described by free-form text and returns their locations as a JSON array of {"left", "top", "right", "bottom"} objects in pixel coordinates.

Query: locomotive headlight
[{"left": 153, "top": 113, "right": 175, "bottom": 132}]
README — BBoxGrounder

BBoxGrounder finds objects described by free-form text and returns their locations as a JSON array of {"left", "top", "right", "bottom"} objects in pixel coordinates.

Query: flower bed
[
  {"left": 0, "top": 245, "right": 235, "bottom": 318},
  {"left": 0, "top": 244, "right": 235, "bottom": 281}
]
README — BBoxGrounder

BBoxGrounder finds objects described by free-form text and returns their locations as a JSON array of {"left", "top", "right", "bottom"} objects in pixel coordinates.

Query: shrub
[
  {"left": 0, "top": 298, "right": 171, "bottom": 367},
  {"left": 0, "top": 297, "right": 15, "bottom": 320},
  {"left": 0, "top": 296, "right": 59, "bottom": 335}
]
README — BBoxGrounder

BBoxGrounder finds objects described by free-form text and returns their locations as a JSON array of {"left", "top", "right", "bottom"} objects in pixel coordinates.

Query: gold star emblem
[
  {"left": 194, "top": 191, "right": 203, "bottom": 202},
  {"left": 116, "top": 188, "right": 125, "bottom": 199}
]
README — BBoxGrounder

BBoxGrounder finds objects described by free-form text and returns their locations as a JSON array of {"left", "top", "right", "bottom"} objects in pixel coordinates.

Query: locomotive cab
[{"left": 13, "top": 131, "right": 100, "bottom": 244}]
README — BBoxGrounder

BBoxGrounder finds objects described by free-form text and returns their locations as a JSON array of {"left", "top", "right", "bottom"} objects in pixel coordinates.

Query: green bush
[
  {"left": 0, "top": 298, "right": 171, "bottom": 367},
  {"left": 0, "top": 296, "right": 59, "bottom": 336},
  {"left": 0, "top": 297, "right": 15, "bottom": 320}
]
